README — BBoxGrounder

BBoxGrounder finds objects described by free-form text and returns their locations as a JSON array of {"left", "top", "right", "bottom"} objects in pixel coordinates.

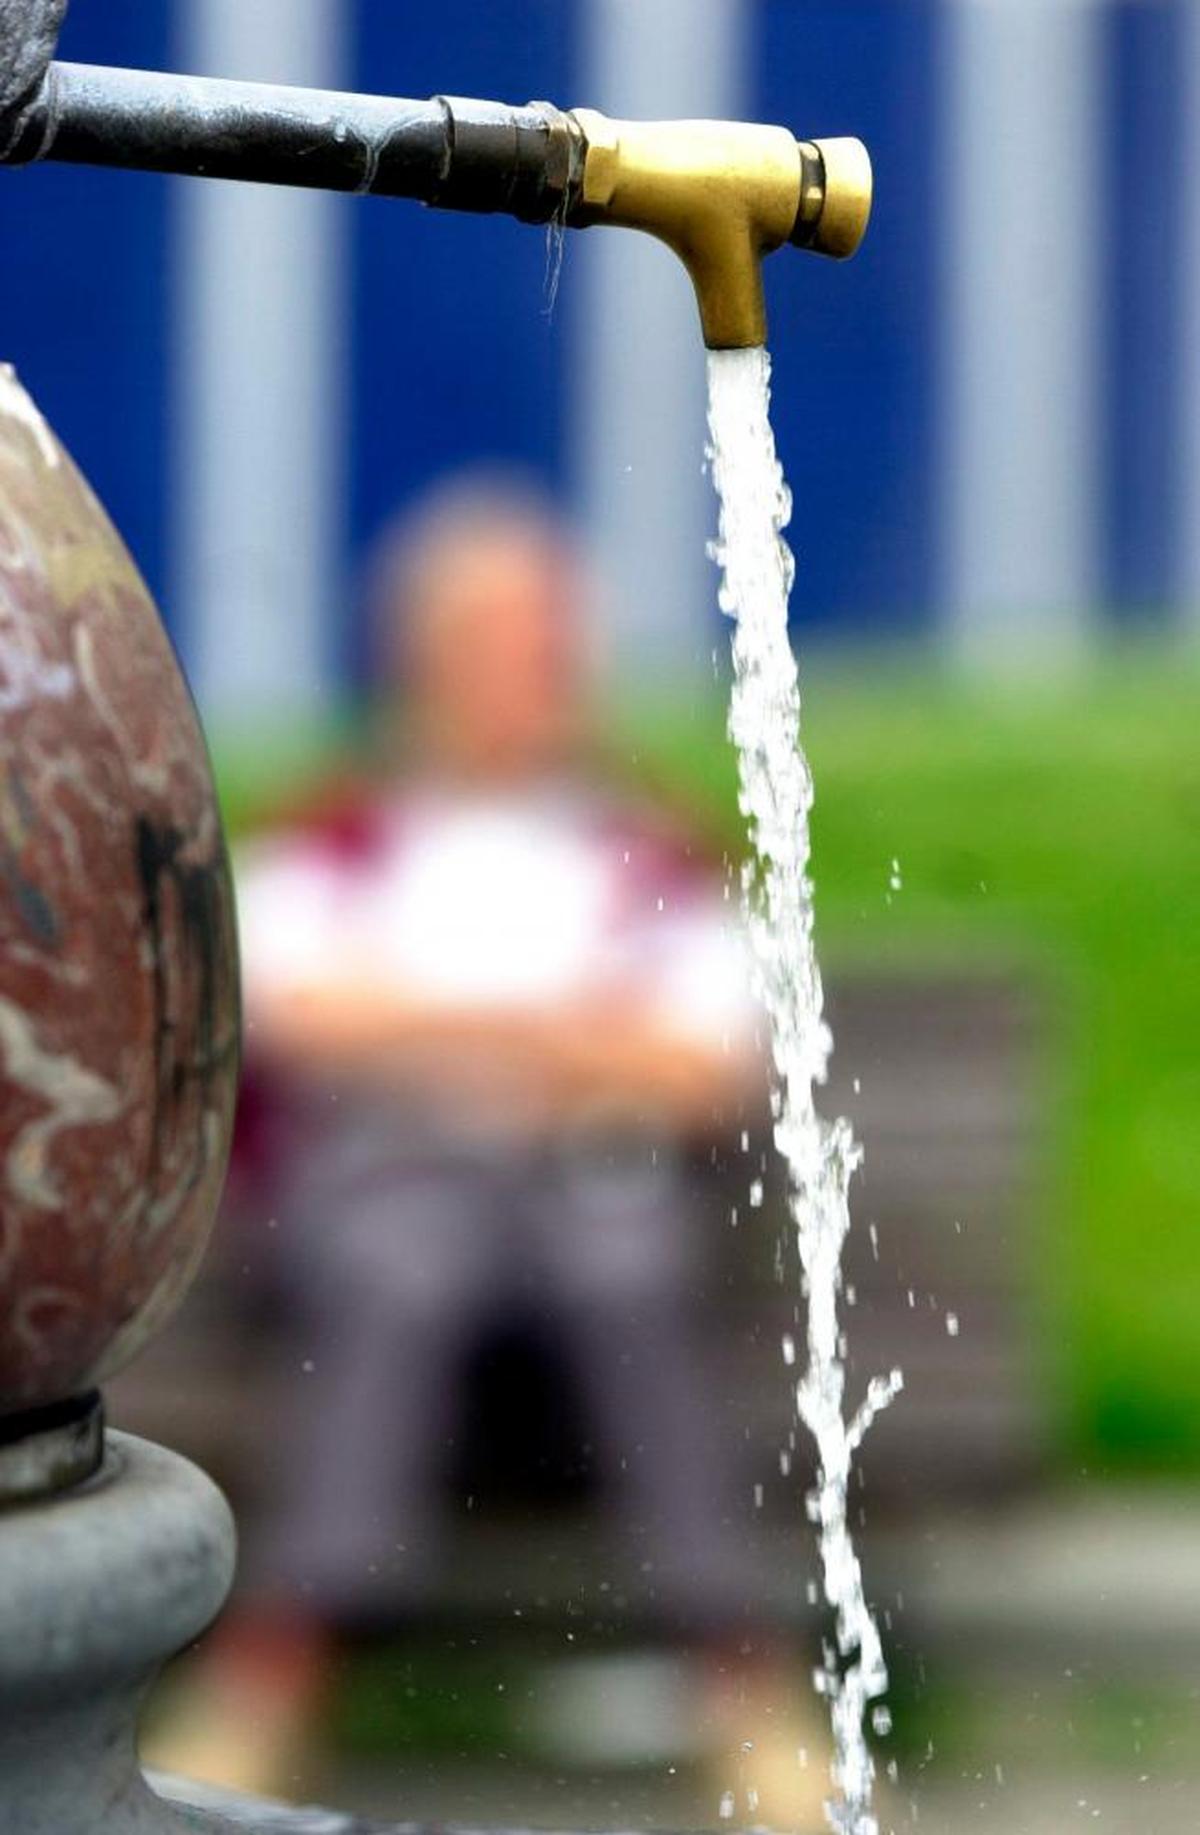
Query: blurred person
[{"left": 158, "top": 477, "right": 825, "bottom": 1818}]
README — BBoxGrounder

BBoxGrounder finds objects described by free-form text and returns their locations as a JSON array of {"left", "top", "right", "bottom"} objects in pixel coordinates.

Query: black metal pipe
[{"left": 4, "top": 61, "right": 583, "bottom": 225}]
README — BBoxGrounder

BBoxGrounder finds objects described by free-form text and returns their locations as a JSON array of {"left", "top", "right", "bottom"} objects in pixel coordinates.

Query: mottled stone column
[
  {"left": 0, "top": 368, "right": 245, "bottom": 1829},
  {"left": 0, "top": 365, "right": 238, "bottom": 1428}
]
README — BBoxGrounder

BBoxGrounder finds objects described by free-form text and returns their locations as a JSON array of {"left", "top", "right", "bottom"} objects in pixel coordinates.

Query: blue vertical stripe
[
  {"left": 347, "top": 0, "right": 577, "bottom": 686},
  {"left": 0, "top": 6, "right": 173, "bottom": 624},
  {"left": 1103, "top": 0, "right": 1186, "bottom": 627},
  {"left": 755, "top": 1, "right": 943, "bottom": 640}
]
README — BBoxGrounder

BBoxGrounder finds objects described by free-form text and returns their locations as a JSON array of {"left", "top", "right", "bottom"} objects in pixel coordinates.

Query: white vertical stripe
[
  {"left": 574, "top": 0, "right": 748, "bottom": 686},
  {"left": 175, "top": 0, "right": 345, "bottom": 726},
  {"left": 1179, "top": 0, "right": 1200, "bottom": 628},
  {"left": 943, "top": 0, "right": 1101, "bottom": 663}
]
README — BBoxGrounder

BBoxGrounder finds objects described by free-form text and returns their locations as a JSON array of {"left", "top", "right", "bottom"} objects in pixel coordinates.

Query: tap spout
[{"left": 567, "top": 112, "right": 871, "bottom": 349}]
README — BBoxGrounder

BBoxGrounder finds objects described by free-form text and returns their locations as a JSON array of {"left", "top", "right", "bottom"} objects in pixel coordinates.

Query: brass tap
[{"left": 567, "top": 111, "right": 872, "bottom": 350}]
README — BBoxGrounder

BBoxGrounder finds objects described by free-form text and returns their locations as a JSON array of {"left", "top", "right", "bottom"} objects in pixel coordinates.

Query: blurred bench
[{"left": 110, "top": 970, "right": 1044, "bottom": 1613}]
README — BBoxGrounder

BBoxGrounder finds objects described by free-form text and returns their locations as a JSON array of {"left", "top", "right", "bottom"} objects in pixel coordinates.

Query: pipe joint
[{"left": 432, "top": 97, "right": 583, "bottom": 223}]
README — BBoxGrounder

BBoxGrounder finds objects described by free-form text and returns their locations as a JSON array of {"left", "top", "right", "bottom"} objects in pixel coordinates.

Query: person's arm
[
  {"left": 525, "top": 996, "right": 757, "bottom": 1131},
  {"left": 246, "top": 976, "right": 755, "bottom": 1129}
]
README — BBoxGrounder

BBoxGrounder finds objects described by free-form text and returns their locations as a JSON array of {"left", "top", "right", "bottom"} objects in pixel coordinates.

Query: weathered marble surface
[{"left": 0, "top": 366, "right": 238, "bottom": 1412}]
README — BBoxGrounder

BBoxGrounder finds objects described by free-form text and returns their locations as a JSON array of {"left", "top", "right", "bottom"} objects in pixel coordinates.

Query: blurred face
[{"left": 394, "top": 521, "right": 588, "bottom": 782}]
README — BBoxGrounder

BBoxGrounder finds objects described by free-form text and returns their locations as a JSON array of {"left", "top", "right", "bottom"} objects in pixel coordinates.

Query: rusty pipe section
[
  {"left": 4, "top": 63, "right": 583, "bottom": 223},
  {"left": 1, "top": 59, "right": 871, "bottom": 348}
]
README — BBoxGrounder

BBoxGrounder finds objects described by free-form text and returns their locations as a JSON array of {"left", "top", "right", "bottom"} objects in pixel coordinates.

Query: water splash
[{"left": 706, "top": 345, "right": 902, "bottom": 1835}]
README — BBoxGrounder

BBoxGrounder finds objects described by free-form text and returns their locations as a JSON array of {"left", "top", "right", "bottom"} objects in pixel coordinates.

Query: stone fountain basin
[{"left": 160, "top": 1781, "right": 823, "bottom": 1835}]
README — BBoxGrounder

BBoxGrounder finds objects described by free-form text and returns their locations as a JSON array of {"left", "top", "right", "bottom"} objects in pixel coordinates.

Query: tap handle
[{"left": 792, "top": 138, "right": 873, "bottom": 260}]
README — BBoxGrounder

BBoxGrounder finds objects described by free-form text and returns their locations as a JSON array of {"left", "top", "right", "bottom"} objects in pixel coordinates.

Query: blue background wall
[
  {"left": 0, "top": 1, "right": 1192, "bottom": 698},
  {"left": 5, "top": 5, "right": 174, "bottom": 625},
  {"left": 1102, "top": 0, "right": 1186, "bottom": 627},
  {"left": 347, "top": 1, "right": 576, "bottom": 680},
  {"left": 756, "top": 1, "right": 942, "bottom": 638}
]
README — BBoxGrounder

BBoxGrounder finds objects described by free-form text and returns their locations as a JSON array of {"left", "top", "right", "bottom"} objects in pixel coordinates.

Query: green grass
[
  {"left": 210, "top": 644, "right": 1200, "bottom": 1471},
  {"left": 886, "top": 1660, "right": 1200, "bottom": 1774},
  {"left": 331, "top": 1643, "right": 519, "bottom": 1759}
]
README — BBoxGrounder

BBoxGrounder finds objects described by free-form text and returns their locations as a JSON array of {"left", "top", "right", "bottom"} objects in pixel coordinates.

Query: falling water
[{"left": 706, "top": 346, "right": 902, "bottom": 1835}]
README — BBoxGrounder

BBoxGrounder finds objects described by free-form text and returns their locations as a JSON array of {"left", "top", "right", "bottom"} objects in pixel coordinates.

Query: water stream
[{"left": 706, "top": 346, "right": 902, "bottom": 1835}]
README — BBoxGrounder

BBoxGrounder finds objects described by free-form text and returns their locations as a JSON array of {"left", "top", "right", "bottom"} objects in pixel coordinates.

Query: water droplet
[
  {"left": 946, "top": 1312, "right": 960, "bottom": 1337},
  {"left": 782, "top": 1332, "right": 796, "bottom": 1365},
  {"left": 718, "top": 1791, "right": 735, "bottom": 1820},
  {"left": 749, "top": 1177, "right": 764, "bottom": 1208},
  {"left": 301, "top": 1358, "right": 315, "bottom": 1374},
  {"left": 872, "top": 1705, "right": 892, "bottom": 1736}
]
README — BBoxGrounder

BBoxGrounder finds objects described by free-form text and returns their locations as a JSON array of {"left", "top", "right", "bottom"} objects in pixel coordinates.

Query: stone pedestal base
[
  {"left": 0, "top": 1430, "right": 742, "bottom": 1835},
  {"left": 0, "top": 1430, "right": 237, "bottom": 1835}
]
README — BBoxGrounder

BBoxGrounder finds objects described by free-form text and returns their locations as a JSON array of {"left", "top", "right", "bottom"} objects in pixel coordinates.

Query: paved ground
[
  {"left": 894, "top": 1776, "right": 1195, "bottom": 1834},
  {"left": 161, "top": 1484, "right": 1200, "bottom": 1835},
  {"left": 169, "top": 1768, "right": 1199, "bottom": 1835}
]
